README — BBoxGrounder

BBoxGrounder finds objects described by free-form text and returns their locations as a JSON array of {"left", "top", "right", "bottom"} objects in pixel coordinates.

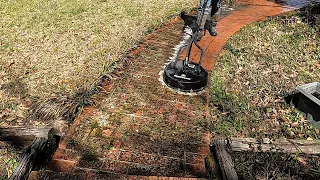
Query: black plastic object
[
  {"left": 297, "top": 93, "right": 320, "bottom": 122},
  {"left": 296, "top": 82, "right": 320, "bottom": 125},
  {"left": 162, "top": 0, "right": 210, "bottom": 93},
  {"left": 163, "top": 60, "right": 208, "bottom": 92}
]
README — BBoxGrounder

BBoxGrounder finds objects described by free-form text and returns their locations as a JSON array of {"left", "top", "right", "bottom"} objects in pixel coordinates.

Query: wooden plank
[
  {"left": 0, "top": 127, "right": 54, "bottom": 141},
  {"left": 206, "top": 137, "right": 320, "bottom": 179},
  {"left": 0, "top": 140, "right": 33, "bottom": 149},
  {"left": 9, "top": 137, "right": 47, "bottom": 180},
  {"left": 226, "top": 138, "right": 320, "bottom": 154},
  {"left": 9, "top": 128, "right": 60, "bottom": 180},
  {"left": 208, "top": 138, "right": 238, "bottom": 180}
]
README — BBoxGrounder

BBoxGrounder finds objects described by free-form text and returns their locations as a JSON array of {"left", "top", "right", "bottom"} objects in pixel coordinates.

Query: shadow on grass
[
  {"left": 232, "top": 151, "right": 320, "bottom": 179},
  {"left": 1, "top": 77, "right": 28, "bottom": 99},
  {"left": 298, "top": 2, "right": 320, "bottom": 36}
]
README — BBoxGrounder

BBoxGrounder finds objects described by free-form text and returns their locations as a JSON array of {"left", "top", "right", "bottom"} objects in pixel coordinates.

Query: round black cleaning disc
[{"left": 163, "top": 60, "right": 208, "bottom": 92}]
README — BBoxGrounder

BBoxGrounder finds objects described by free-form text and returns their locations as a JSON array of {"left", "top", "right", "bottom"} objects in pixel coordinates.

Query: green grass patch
[{"left": 0, "top": 148, "right": 19, "bottom": 179}]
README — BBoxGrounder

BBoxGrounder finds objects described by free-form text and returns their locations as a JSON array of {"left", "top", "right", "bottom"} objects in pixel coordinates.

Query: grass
[
  {"left": 232, "top": 151, "right": 320, "bottom": 179},
  {"left": 209, "top": 8, "right": 320, "bottom": 139},
  {"left": 0, "top": 0, "right": 198, "bottom": 125},
  {"left": 210, "top": 5, "right": 320, "bottom": 179},
  {"left": 0, "top": 0, "right": 198, "bottom": 177},
  {"left": 0, "top": 148, "right": 19, "bottom": 179}
]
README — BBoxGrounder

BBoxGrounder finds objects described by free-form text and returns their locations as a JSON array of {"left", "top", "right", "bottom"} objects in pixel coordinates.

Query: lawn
[
  {"left": 0, "top": 0, "right": 197, "bottom": 178},
  {"left": 0, "top": 0, "right": 197, "bottom": 125},
  {"left": 209, "top": 5, "right": 320, "bottom": 139},
  {"left": 209, "top": 4, "right": 320, "bottom": 179}
]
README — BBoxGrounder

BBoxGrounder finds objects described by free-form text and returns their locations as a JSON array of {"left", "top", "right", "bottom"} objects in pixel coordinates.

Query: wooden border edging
[
  {"left": 7, "top": 127, "right": 61, "bottom": 180},
  {"left": 227, "top": 138, "right": 320, "bottom": 154},
  {"left": 205, "top": 138, "right": 239, "bottom": 180},
  {"left": 0, "top": 127, "right": 55, "bottom": 141}
]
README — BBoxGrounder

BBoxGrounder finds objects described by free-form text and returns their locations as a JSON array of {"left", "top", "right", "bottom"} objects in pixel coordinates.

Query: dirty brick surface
[{"left": 49, "top": 20, "right": 210, "bottom": 178}]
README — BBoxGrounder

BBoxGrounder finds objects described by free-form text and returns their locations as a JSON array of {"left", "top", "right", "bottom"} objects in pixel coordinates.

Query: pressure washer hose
[{"left": 185, "top": 0, "right": 212, "bottom": 66}]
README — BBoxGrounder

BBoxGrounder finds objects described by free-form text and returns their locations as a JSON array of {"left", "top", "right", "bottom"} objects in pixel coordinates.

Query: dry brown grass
[
  {"left": 233, "top": 151, "right": 320, "bottom": 179},
  {"left": 0, "top": 0, "right": 197, "bottom": 124},
  {"left": 0, "top": 0, "right": 198, "bottom": 177},
  {"left": 210, "top": 9, "right": 320, "bottom": 139},
  {"left": 210, "top": 6, "right": 320, "bottom": 179}
]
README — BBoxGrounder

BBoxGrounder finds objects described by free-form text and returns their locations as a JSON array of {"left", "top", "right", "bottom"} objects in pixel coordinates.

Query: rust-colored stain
[{"left": 48, "top": 0, "right": 310, "bottom": 178}]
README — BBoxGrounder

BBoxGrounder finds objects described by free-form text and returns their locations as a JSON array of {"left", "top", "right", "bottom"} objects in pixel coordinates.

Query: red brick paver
[{"left": 47, "top": 0, "right": 319, "bottom": 179}]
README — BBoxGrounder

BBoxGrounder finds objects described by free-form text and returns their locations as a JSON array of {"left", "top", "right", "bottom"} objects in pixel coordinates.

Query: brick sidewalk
[
  {"left": 49, "top": 21, "right": 211, "bottom": 178},
  {"left": 39, "top": 0, "right": 318, "bottom": 179}
]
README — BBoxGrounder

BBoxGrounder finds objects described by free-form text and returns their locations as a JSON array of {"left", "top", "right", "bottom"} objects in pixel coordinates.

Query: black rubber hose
[{"left": 185, "top": 0, "right": 209, "bottom": 65}]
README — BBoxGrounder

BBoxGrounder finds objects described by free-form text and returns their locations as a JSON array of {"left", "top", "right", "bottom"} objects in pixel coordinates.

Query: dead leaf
[
  {"left": 135, "top": 110, "right": 143, "bottom": 116},
  {"left": 6, "top": 117, "right": 16, "bottom": 122},
  {"left": 292, "top": 122, "right": 300, "bottom": 128},
  {"left": 297, "top": 157, "right": 307, "bottom": 166},
  {"left": 274, "top": 99, "right": 284, "bottom": 103}
]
